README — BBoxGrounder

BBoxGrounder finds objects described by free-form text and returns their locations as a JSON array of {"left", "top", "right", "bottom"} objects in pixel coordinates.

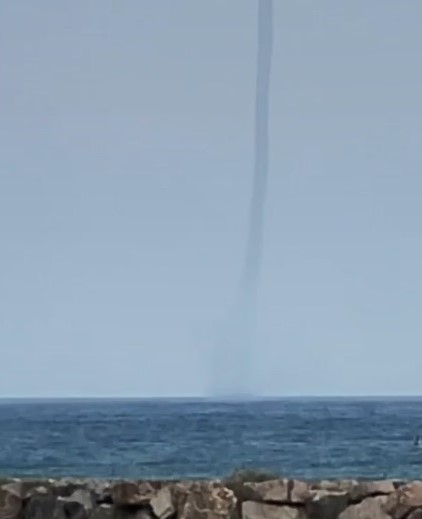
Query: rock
[
  {"left": 24, "top": 494, "right": 89, "bottom": 519},
  {"left": 349, "top": 481, "right": 396, "bottom": 501},
  {"left": 90, "top": 504, "right": 115, "bottom": 519},
  {"left": 244, "top": 479, "right": 310, "bottom": 503},
  {"left": 242, "top": 501, "right": 305, "bottom": 519},
  {"left": 178, "top": 481, "right": 236, "bottom": 519},
  {"left": 312, "top": 479, "right": 396, "bottom": 503},
  {"left": 0, "top": 479, "right": 14, "bottom": 487},
  {"left": 12, "top": 480, "right": 51, "bottom": 500},
  {"left": 150, "top": 486, "right": 175, "bottom": 519},
  {"left": 24, "top": 494, "right": 65, "bottom": 519},
  {"left": 111, "top": 481, "right": 155, "bottom": 506},
  {"left": 306, "top": 490, "right": 349, "bottom": 519},
  {"left": 311, "top": 480, "right": 358, "bottom": 493},
  {"left": 310, "top": 479, "right": 359, "bottom": 492},
  {"left": 166, "top": 482, "right": 193, "bottom": 516},
  {"left": 339, "top": 496, "right": 390, "bottom": 519},
  {"left": 385, "top": 481, "right": 422, "bottom": 519},
  {"left": 61, "top": 499, "right": 89, "bottom": 519},
  {"left": 42, "top": 479, "right": 112, "bottom": 501},
  {"left": 25, "top": 484, "right": 51, "bottom": 498},
  {"left": 0, "top": 482, "right": 22, "bottom": 519},
  {"left": 114, "top": 510, "right": 156, "bottom": 519},
  {"left": 50, "top": 478, "right": 87, "bottom": 497},
  {"left": 409, "top": 510, "right": 422, "bottom": 519},
  {"left": 134, "top": 511, "right": 156, "bottom": 519},
  {"left": 65, "top": 489, "right": 95, "bottom": 511},
  {"left": 81, "top": 480, "right": 114, "bottom": 504}
]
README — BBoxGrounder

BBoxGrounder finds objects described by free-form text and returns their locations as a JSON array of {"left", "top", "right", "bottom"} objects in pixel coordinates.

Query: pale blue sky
[{"left": 1, "top": 1, "right": 422, "bottom": 397}]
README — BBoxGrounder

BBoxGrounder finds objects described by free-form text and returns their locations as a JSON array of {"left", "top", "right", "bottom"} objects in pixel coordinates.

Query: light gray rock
[
  {"left": 65, "top": 489, "right": 95, "bottom": 511},
  {"left": 150, "top": 486, "right": 175, "bottom": 519}
]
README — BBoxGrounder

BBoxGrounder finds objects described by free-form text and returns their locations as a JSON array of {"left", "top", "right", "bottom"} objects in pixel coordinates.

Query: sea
[{"left": 1, "top": 398, "right": 422, "bottom": 480}]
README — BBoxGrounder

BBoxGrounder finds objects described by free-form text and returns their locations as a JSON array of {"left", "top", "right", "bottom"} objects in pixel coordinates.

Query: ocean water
[{"left": 1, "top": 398, "right": 422, "bottom": 480}]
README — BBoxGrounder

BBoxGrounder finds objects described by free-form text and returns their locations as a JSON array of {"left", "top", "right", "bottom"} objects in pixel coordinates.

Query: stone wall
[{"left": 2, "top": 476, "right": 422, "bottom": 518}]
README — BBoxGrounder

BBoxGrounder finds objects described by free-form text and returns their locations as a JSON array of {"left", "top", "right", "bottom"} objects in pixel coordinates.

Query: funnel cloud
[{"left": 210, "top": 0, "right": 273, "bottom": 397}]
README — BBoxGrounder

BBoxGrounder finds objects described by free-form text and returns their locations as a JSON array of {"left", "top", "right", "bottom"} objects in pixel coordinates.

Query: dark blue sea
[{"left": 1, "top": 398, "right": 422, "bottom": 480}]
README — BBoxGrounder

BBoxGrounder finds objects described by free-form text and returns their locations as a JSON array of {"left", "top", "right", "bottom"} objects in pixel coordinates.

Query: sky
[{"left": 1, "top": 0, "right": 422, "bottom": 398}]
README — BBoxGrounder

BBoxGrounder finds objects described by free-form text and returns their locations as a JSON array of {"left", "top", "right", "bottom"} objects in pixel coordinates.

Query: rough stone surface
[
  {"left": 0, "top": 482, "right": 22, "bottom": 519},
  {"left": 349, "top": 481, "right": 397, "bottom": 502},
  {"left": 245, "top": 479, "right": 310, "bottom": 503},
  {"left": 385, "top": 481, "right": 422, "bottom": 519},
  {"left": 150, "top": 486, "right": 175, "bottom": 519},
  {"left": 90, "top": 504, "right": 115, "bottom": 519},
  {"left": 178, "top": 481, "right": 237, "bottom": 519},
  {"left": 131, "top": 510, "right": 156, "bottom": 519},
  {"left": 111, "top": 481, "right": 155, "bottom": 506},
  {"left": 0, "top": 476, "right": 416, "bottom": 519},
  {"left": 338, "top": 496, "right": 390, "bottom": 519},
  {"left": 306, "top": 490, "right": 349, "bottom": 519},
  {"left": 312, "top": 480, "right": 358, "bottom": 493},
  {"left": 243, "top": 501, "right": 305, "bottom": 519},
  {"left": 312, "top": 480, "right": 396, "bottom": 501},
  {"left": 24, "top": 490, "right": 93, "bottom": 519},
  {"left": 65, "top": 489, "right": 95, "bottom": 511},
  {"left": 24, "top": 494, "right": 65, "bottom": 519}
]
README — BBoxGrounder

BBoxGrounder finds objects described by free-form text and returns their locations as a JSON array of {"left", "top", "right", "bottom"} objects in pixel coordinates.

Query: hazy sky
[{"left": 2, "top": 1, "right": 422, "bottom": 397}]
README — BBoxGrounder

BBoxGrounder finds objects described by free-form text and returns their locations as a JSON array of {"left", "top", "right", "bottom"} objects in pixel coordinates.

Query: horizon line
[{"left": 2, "top": 394, "right": 422, "bottom": 401}]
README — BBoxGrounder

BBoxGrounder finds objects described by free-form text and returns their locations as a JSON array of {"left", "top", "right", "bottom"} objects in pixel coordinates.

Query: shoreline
[{"left": 1, "top": 474, "right": 420, "bottom": 518}]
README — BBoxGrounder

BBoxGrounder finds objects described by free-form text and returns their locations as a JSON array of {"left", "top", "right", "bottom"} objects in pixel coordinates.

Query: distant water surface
[{"left": 1, "top": 398, "right": 422, "bottom": 479}]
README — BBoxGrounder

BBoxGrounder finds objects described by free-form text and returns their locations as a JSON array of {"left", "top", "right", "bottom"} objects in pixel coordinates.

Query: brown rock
[
  {"left": 150, "top": 486, "right": 175, "bottom": 519},
  {"left": 385, "top": 481, "right": 422, "bottom": 519},
  {"left": 0, "top": 482, "right": 22, "bottom": 519},
  {"left": 242, "top": 501, "right": 305, "bottom": 519},
  {"left": 339, "top": 496, "right": 390, "bottom": 519},
  {"left": 306, "top": 490, "right": 349, "bottom": 519},
  {"left": 244, "top": 479, "right": 310, "bottom": 503},
  {"left": 178, "top": 481, "right": 236, "bottom": 519},
  {"left": 349, "top": 481, "right": 396, "bottom": 501},
  {"left": 111, "top": 481, "right": 155, "bottom": 506}
]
